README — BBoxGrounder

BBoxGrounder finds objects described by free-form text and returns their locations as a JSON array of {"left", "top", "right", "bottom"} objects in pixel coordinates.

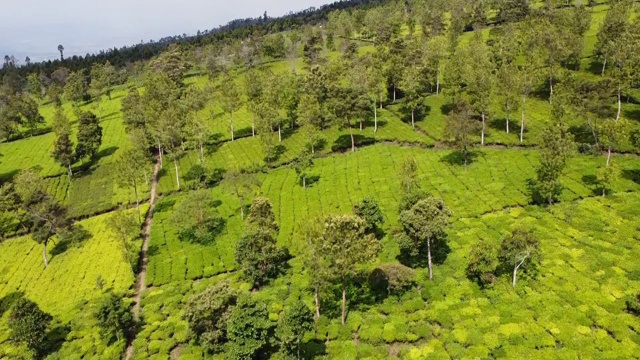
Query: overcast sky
[{"left": 0, "top": 0, "right": 332, "bottom": 62}]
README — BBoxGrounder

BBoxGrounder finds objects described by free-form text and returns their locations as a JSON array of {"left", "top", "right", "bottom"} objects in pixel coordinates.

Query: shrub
[
  {"left": 369, "top": 263, "right": 416, "bottom": 297},
  {"left": 94, "top": 291, "right": 134, "bottom": 344},
  {"left": 353, "top": 198, "right": 384, "bottom": 235},
  {"left": 182, "top": 282, "right": 237, "bottom": 352},
  {"left": 9, "top": 298, "right": 52, "bottom": 356},
  {"left": 466, "top": 241, "right": 498, "bottom": 287}
]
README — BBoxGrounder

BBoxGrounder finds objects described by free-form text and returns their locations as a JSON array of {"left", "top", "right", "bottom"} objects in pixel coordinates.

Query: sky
[{"left": 0, "top": 0, "right": 332, "bottom": 62}]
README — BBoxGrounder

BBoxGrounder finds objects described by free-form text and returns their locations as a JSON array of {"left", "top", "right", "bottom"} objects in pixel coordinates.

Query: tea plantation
[{"left": 0, "top": 0, "right": 640, "bottom": 359}]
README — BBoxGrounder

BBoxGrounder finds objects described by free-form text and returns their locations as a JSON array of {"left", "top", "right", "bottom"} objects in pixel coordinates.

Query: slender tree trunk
[
  {"left": 512, "top": 265, "right": 518, "bottom": 287},
  {"left": 427, "top": 239, "right": 433, "bottom": 280},
  {"left": 174, "top": 158, "right": 180, "bottom": 190},
  {"left": 616, "top": 84, "right": 622, "bottom": 122},
  {"left": 601, "top": 58, "right": 607, "bottom": 76},
  {"left": 134, "top": 178, "right": 141, "bottom": 223},
  {"left": 506, "top": 107, "right": 510, "bottom": 134},
  {"left": 157, "top": 139, "right": 163, "bottom": 168},
  {"left": 360, "top": 119, "right": 363, "bottom": 131},
  {"left": 606, "top": 147, "right": 612, "bottom": 168},
  {"left": 43, "top": 242, "right": 49, "bottom": 268},
  {"left": 314, "top": 285, "right": 320, "bottom": 319},
  {"left": 199, "top": 142, "right": 204, "bottom": 162},
  {"left": 481, "top": 112, "right": 485, "bottom": 146},
  {"left": 350, "top": 126, "right": 355, "bottom": 152},
  {"left": 374, "top": 103, "right": 378, "bottom": 133},
  {"left": 341, "top": 274, "right": 347, "bottom": 325},
  {"left": 311, "top": 143, "right": 315, "bottom": 155},
  {"left": 303, "top": 176, "right": 306, "bottom": 188},
  {"left": 436, "top": 64, "right": 441, "bottom": 95},
  {"left": 549, "top": 68, "right": 554, "bottom": 105},
  {"left": 251, "top": 114, "right": 256, "bottom": 137},
  {"left": 278, "top": 125, "right": 282, "bottom": 142},
  {"left": 520, "top": 96, "right": 526, "bottom": 143},
  {"left": 411, "top": 109, "right": 415, "bottom": 129},
  {"left": 230, "top": 112, "right": 235, "bottom": 141},
  {"left": 240, "top": 202, "right": 245, "bottom": 220},
  {"left": 393, "top": 85, "right": 397, "bottom": 102}
]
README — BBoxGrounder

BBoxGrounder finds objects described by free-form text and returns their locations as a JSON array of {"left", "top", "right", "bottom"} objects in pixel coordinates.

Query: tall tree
[
  {"left": 297, "top": 94, "right": 323, "bottom": 154},
  {"left": 114, "top": 145, "right": 150, "bottom": 223},
  {"left": 319, "top": 214, "right": 380, "bottom": 324},
  {"left": 398, "top": 197, "right": 452, "bottom": 280},
  {"left": 94, "top": 291, "right": 134, "bottom": 343},
  {"left": 499, "top": 228, "right": 541, "bottom": 287},
  {"left": 300, "top": 219, "right": 326, "bottom": 319},
  {"left": 14, "top": 169, "right": 73, "bottom": 267},
  {"left": 182, "top": 85, "right": 210, "bottom": 162},
  {"left": 75, "top": 111, "right": 103, "bottom": 162},
  {"left": 598, "top": 117, "right": 629, "bottom": 196},
  {"left": 534, "top": 121, "right": 575, "bottom": 205},
  {"left": 183, "top": 282, "right": 237, "bottom": 352},
  {"left": 9, "top": 298, "right": 52, "bottom": 357},
  {"left": 463, "top": 31, "right": 494, "bottom": 145},
  {"left": 226, "top": 295, "right": 273, "bottom": 360},
  {"left": 58, "top": 44, "right": 64, "bottom": 61},
  {"left": 444, "top": 100, "right": 479, "bottom": 166},
  {"left": 51, "top": 107, "right": 74, "bottom": 183},
  {"left": 220, "top": 71, "right": 243, "bottom": 142},
  {"left": 276, "top": 300, "right": 314, "bottom": 359},
  {"left": 222, "top": 170, "right": 262, "bottom": 220},
  {"left": 64, "top": 70, "right": 88, "bottom": 116}
]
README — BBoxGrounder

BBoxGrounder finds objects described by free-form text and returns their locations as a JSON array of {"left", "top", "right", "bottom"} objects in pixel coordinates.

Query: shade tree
[
  {"left": 75, "top": 111, "right": 103, "bottom": 162},
  {"left": 9, "top": 298, "right": 53, "bottom": 357},
  {"left": 499, "top": 228, "right": 541, "bottom": 287},
  {"left": 275, "top": 300, "right": 314, "bottom": 359},
  {"left": 319, "top": 214, "right": 380, "bottom": 324},
  {"left": 398, "top": 197, "right": 452, "bottom": 280},
  {"left": 51, "top": 106, "right": 74, "bottom": 183},
  {"left": 533, "top": 121, "right": 575, "bottom": 205}
]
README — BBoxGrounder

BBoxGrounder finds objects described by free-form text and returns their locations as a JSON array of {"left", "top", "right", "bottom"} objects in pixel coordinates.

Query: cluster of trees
[
  {"left": 183, "top": 281, "right": 314, "bottom": 359},
  {"left": 51, "top": 109, "right": 103, "bottom": 183},
  {"left": 7, "top": 288, "right": 133, "bottom": 358},
  {"left": 467, "top": 228, "right": 541, "bottom": 288}
]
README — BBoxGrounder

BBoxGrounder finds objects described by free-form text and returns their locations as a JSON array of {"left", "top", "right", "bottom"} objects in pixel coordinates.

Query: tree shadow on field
[
  {"left": 51, "top": 225, "right": 92, "bottom": 256},
  {"left": 569, "top": 124, "right": 597, "bottom": 146},
  {"left": 363, "top": 118, "right": 388, "bottom": 129},
  {"left": 582, "top": 174, "right": 598, "bottom": 186},
  {"left": 72, "top": 146, "right": 119, "bottom": 174},
  {"left": 301, "top": 340, "right": 327, "bottom": 360},
  {"left": 305, "top": 175, "right": 320, "bottom": 187},
  {"left": 331, "top": 134, "right": 375, "bottom": 152},
  {"left": 622, "top": 169, "right": 640, "bottom": 184},
  {"left": 397, "top": 238, "right": 451, "bottom": 269},
  {"left": 623, "top": 108, "right": 640, "bottom": 122},
  {"left": 489, "top": 118, "right": 513, "bottom": 133},
  {"left": 147, "top": 244, "right": 160, "bottom": 257},
  {"left": 0, "top": 291, "right": 24, "bottom": 317},
  {"left": 235, "top": 126, "right": 254, "bottom": 139},
  {"left": 587, "top": 59, "right": 605, "bottom": 76},
  {"left": 398, "top": 104, "right": 430, "bottom": 126},
  {"left": 42, "top": 324, "right": 70, "bottom": 358},
  {"left": 440, "top": 103, "right": 454, "bottom": 116},
  {"left": 154, "top": 199, "right": 176, "bottom": 213},
  {"left": 0, "top": 169, "right": 20, "bottom": 183},
  {"left": 439, "top": 150, "right": 481, "bottom": 166}
]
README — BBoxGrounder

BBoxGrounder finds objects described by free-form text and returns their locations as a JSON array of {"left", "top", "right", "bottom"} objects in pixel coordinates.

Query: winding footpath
[{"left": 124, "top": 156, "right": 161, "bottom": 360}]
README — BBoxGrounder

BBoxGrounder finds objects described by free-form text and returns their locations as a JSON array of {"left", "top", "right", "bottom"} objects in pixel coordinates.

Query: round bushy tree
[
  {"left": 183, "top": 282, "right": 237, "bottom": 352},
  {"left": 9, "top": 298, "right": 52, "bottom": 356}
]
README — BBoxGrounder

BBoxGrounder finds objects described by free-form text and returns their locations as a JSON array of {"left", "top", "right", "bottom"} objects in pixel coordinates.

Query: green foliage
[
  {"left": 51, "top": 109, "right": 74, "bottom": 177},
  {"left": 533, "top": 122, "right": 575, "bottom": 205},
  {"left": 235, "top": 229, "right": 289, "bottom": 287},
  {"left": 226, "top": 295, "right": 273, "bottom": 360},
  {"left": 499, "top": 228, "right": 541, "bottom": 287},
  {"left": 246, "top": 196, "right": 279, "bottom": 233},
  {"left": 444, "top": 100, "right": 479, "bottom": 166},
  {"left": 353, "top": 198, "right": 384, "bottom": 234},
  {"left": 75, "top": 111, "right": 103, "bottom": 161},
  {"left": 170, "top": 190, "right": 225, "bottom": 244},
  {"left": 626, "top": 293, "right": 640, "bottom": 317},
  {"left": 8, "top": 298, "right": 52, "bottom": 356},
  {"left": 292, "top": 149, "right": 314, "bottom": 188},
  {"left": 597, "top": 162, "right": 619, "bottom": 197},
  {"left": 399, "top": 157, "right": 419, "bottom": 196},
  {"left": 105, "top": 206, "right": 141, "bottom": 270},
  {"left": 398, "top": 197, "right": 452, "bottom": 278},
  {"left": 275, "top": 300, "right": 314, "bottom": 358},
  {"left": 466, "top": 241, "right": 498, "bottom": 287},
  {"left": 183, "top": 282, "right": 237, "bottom": 352},
  {"left": 94, "top": 290, "right": 133, "bottom": 343},
  {"left": 369, "top": 263, "right": 416, "bottom": 296}
]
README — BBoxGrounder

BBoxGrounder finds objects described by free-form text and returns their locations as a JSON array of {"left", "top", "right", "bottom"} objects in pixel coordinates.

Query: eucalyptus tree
[
  {"left": 319, "top": 214, "right": 380, "bottom": 325},
  {"left": 220, "top": 71, "right": 243, "bottom": 142},
  {"left": 463, "top": 31, "right": 494, "bottom": 145},
  {"left": 499, "top": 228, "right": 541, "bottom": 288}
]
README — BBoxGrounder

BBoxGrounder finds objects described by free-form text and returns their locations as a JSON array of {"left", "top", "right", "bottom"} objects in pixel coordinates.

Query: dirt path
[{"left": 123, "top": 156, "right": 161, "bottom": 360}]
